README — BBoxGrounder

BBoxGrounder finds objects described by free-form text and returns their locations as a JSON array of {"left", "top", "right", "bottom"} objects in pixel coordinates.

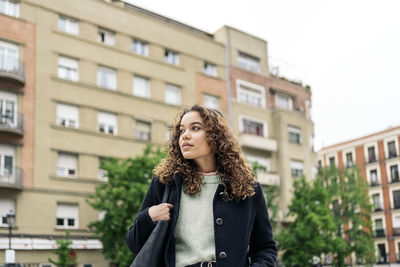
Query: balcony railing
[
  {"left": 370, "top": 181, "right": 380, "bottom": 187},
  {"left": 375, "top": 229, "right": 385, "bottom": 237},
  {"left": 0, "top": 112, "right": 24, "bottom": 135},
  {"left": 374, "top": 206, "right": 383, "bottom": 212},
  {"left": 0, "top": 56, "right": 25, "bottom": 85},
  {"left": 0, "top": 167, "right": 23, "bottom": 189},
  {"left": 377, "top": 253, "right": 389, "bottom": 264},
  {"left": 367, "top": 155, "right": 377, "bottom": 163},
  {"left": 389, "top": 151, "right": 398, "bottom": 159},
  {"left": 391, "top": 177, "right": 400, "bottom": 183},
  {"left": 393, "top": 227, "right": 400, "bottom": 236}
]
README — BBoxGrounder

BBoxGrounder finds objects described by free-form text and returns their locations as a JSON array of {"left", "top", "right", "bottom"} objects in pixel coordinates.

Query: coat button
[
  {"left": 219, "top": 251, "right": 227, "bottom": 259},
  {"left": 216, "top": 218, "right": 223, "bottom": 225}
]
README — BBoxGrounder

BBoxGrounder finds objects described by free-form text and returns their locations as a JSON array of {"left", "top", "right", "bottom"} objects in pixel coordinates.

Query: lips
[{"left": 182, "top": 143, "right": 193, "bottom": 149}]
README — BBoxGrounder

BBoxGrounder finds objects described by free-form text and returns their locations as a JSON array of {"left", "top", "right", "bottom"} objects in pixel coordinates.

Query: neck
[{"left": 195, "top": 155, "right": 216, "bottom": 173}]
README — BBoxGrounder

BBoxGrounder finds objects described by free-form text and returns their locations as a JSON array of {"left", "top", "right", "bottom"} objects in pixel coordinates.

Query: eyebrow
[{"left": 179, "top": 122, "right": 203, "bottom": 127}]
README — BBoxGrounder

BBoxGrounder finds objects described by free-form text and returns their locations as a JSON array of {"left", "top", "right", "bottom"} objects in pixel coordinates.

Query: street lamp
[{"left": 6, "top": 210, "right": 15, "bottom": 249}]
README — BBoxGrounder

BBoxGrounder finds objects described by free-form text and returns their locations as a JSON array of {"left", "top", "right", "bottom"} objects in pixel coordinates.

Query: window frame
[
  {"left": 58, "top": 15, "right": 79, "bottom": 35},
  {"left": 57, "top": 55, "right": 79, "bottom": 81},
  {"left": 236, "top": 79, "right": 266, "bottom": 108}
]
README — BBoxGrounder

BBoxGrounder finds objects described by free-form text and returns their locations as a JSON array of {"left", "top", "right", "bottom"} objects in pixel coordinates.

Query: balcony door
[
  {"left": 0, "top": 91, "right": 17, "bottom": 127},
  {"left": 0, "top": 144, "right": 15, "bottom": 183},
  {"left": 0, "top": 40, "right": 18, "bottom": 71}
]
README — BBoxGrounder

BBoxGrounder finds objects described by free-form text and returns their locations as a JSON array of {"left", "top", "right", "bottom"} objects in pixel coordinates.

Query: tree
[
  {"left": 87, "top": 145, "right": 167, "bottom": 266},
  {"left": 277, "top": 176, "right": 335, "bottom": 267},
  {"left": 251, "top": 162, "right": 280, "bottom": 229},
  {"left": 48, "top": 231, "right": 78, "bottom": 267},
  {"left": 277, "top": 166, "right": 375, "bottom": 267},
  {"left": 319, "top": 166, "right": 375, "bottom": 266}
]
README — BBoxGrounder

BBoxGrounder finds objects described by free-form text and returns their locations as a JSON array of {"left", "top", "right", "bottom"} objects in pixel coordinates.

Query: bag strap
[{"left": 161, "top": 184, "right": 170, "bottom": 203}]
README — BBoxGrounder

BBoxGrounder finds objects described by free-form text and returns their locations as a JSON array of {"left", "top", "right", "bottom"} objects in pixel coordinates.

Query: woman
[{"left": 125, "top": 104, "right": 277, "bottom": 267}]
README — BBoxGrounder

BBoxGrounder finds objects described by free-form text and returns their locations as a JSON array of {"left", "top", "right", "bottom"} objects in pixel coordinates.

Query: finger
[{"left": 165, "top": 203, "right": 174, "bottom": 209}]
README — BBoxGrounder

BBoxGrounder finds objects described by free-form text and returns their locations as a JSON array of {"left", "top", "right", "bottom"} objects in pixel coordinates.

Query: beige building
[
  {"left": 318, "top": 126, "right": 400, "bottom": 265},
  {"left": 215, "top": 26, "right": 315, "bottom": 225},
  {"left": 0, "top": 0, "right": 314, "bottom": 265}
]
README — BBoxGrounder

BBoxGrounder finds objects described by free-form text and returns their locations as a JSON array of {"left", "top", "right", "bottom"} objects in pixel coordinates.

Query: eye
[
  {"left": 179, "top": 128, "right": 185, "bottom": 134},
  {"left": 192, "top": 126, "right": 201, "bottom": 131}
]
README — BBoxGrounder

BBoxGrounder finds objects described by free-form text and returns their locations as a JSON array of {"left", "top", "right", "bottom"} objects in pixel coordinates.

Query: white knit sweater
[{"left": 174, "top": 175, "right": 221, "bottom": 267}]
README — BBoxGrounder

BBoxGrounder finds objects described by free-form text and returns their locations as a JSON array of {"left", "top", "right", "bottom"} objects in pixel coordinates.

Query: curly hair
[{"left": 154, "top": 104, "right": 256, "bottom": 200}]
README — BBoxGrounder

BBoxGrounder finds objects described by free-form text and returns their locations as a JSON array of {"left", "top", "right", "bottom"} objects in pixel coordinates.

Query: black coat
[{"left": 125, "top": 174, "right": 277, "bottom": 267}]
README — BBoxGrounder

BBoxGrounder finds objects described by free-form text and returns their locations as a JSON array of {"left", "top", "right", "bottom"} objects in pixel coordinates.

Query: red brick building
[{"left": 318, "top": 126, "right": 400, "bottom": 264}]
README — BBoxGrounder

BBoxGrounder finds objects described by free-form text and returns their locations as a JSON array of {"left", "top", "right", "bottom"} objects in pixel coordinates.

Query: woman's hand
[{"left": 148, "top": 203, "right": 174, "bottom": 222}]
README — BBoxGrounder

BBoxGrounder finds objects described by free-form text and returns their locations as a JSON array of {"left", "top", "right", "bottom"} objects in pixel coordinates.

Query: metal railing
[
  {"left": 0, "top": 112, "right": 24, "bottom": 134},
  {"left": 0, "top": 56, "right": 25, "bottom": 84},
  {"left": 0, "top": 167, "right": 23, "bottom": 189}
]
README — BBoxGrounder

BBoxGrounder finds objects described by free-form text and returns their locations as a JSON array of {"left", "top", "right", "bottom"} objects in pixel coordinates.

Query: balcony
[
  {"left": 0, "top": 57, "right": 25, "bottom": 85},
  {"left": 239, "top": 133, "right": 278, "bottom": 152},
  {"left": 367, "top": 155, "right": 377, "bottom": 163},
  {"left": 370, "top": 181, "right": 380, "bottom": 187},
  {"left": 393, "top": 227, "right": 400, "bottom": 236},
  {"left": 390, "top": 177, "right": 400, "bottom": 184},
  {"left": 377, "top": 253, "right": 389, "bottom": 264},
  {"left": 388, "top": 151, "right": 398, "bottom": 159},
  {"left": 374, "top": 206, "right": 383, "bottom": 212},
  {"left": 0, "top": 167, "right": 23, "bottom": 190},
  {"left": 375, "top": 229, "right": 385, "bottom": 237},
  {"left": 0, "top": 113, "right": 24, "bottom": 136},
  {"left": 257, "top": 172, "right": 279, "bottom": 186}
]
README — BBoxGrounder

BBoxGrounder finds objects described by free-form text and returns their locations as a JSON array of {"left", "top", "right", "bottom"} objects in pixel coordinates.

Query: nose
[{"left": 181, "top": 129, "right": 190, "bottom": 140}]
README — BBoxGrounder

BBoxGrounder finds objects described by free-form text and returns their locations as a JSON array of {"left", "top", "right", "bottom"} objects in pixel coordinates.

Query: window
[
  {"left": 0, "top": 198, "right": 15, "bottom": 227},
  {"left": 377, "top": 244, "right": 387, "bottom": 263},
  {"left": 0, "top": 144, "right": 15, "bottom": 180},
  {"left": 164, "top": 49, "right": 179, "bottom": 65},
  {"left": 374, "top": 219, "right": 384, "bottom": 237},
  {"left": 391, "top": 165, "right": 399, "bottom": 182},
  {"left": 98, "top": 28, "right": 115, "bottom": 46},
  {"left": 98, "top": 157, "right": 108, "bottom": 181},
  {"left": 97, "top": 66, "right": 116, "bottom": 90},
  {"left": 245, "top": 154, "right": 269, "bottom": 172},
  {"left": 40, "top": 264, "right": 52, "bottom": 267},
  {"left": 203, "top": 94, "right": 219, "bottom": 110},
  {"left": 346, "top": 152, "right": 353, "bottom": 168},
  {"left": 368, "top": 146, "right": 376, "bottom": 162},
  {"left": 0, "top": 0, "right": 19, "bottom": 17},
  {"left": 394, "top": 216, "right": 400, "bottom": 228},
  {"left": 373, "top": 194, "right": 382, "bottom": 211},
  {"left": 57, "top": 153, "right": 77, "bottom": 177},
  {"left": 0, "top": 96, "right": 16, "bottom": 127},
  {"left": 291, "top": 160, "right": 304, "bottom": 177},
  {"left": 317, "top": 160, "right": 322, "bottom": 170},
  {"left": 135, "top": 120, "right": 151, "bottom": 141},
  {"left": 275, "top": 92, "right": 293, "bottom": 110},
  {"left": 56, "top": 203, "right": 78, "bottom": 229},
  {"left": 56, "top": 104, "right": 79, "bottom": 128},
  {"left": 58, "top": 15, "right": 79, "bottom": 35},
  {"left": 242, "top": 119, "right": 264, "bottom": 137},
  {"left": 238, "top": 84, "right": 264, "bottom": 107},
  {"left": 0, "top": 40, "right": 18, "bottom": 71},
  {"left": 370, "top": 169, "right": 378, "bottom": 186},
  {"left": 165, "top": 84, "right": 181, "bottom": 105},
  {"left": 329, "top": 157, "right": 335, "bottom": 167},
  {"left": 58, "top": 56, "right": 79, "bottom": 81},
  {"left": 133, "top": 76, "right": 150, "bottom": 98},
  {"left": 82, "top": 264, "right": 93, "bottom": 267},
  {"left": 204, "top": 62, "right": 217, "bottom": 77},
  {"left": 388, "top": 141, "right": 397, "bottom": 158},
  {"left": 98, "top": 112, "right": 117, "bottom": 135},
  {"left": 237, "top": 52, "right": 260, "bottom": 72},
  {"left": 132, "top": 39, "right": 148, "bottom": 56},
  {"left": 288, "top": 125, "right": 301, "bottom": 144},
  {"left": 394, "top": 190, "right": 400, "bottom": 209}
]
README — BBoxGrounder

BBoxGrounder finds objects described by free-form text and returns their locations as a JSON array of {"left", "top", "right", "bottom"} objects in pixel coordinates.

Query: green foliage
[
  {"left": 48, "top": 231, "right": 78, "bottom": 267},
  {"left": 86, "top": 145, "right": 167, "bottom": 266},
  {"left": 251, "top": 162, "right": 280, "bottom": 229},
  {"left": 277, "top": 166, "right": 375, "bottom": 267}
]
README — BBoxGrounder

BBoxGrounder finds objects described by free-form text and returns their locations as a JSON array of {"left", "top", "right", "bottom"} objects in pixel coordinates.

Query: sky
[{"left": 127, "top": 0, "right": 400, "bottom": 150}]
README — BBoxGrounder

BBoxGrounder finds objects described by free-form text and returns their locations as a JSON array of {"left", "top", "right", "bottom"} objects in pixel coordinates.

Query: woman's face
[{"left": 178, "top": 111, "right": 214, "bottom": 163}]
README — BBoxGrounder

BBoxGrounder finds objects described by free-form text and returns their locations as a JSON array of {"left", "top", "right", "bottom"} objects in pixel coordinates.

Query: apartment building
[
  {"left": 215, "top": 27, "right": 315, "bottom": 225},
  {"left": 0, "top": 0, "right": 314, "bottom": 265},
  {"left": 318, "top": 126, "right": 400, "bottom": 264}
]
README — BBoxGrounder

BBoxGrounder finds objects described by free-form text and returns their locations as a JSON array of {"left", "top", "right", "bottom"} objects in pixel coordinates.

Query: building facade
[
  {"left": 318, "top": 126, "right": 400, "bottom": 264},
  {"left": 0, "top": 0, "right": 314, "bottom": 265}
]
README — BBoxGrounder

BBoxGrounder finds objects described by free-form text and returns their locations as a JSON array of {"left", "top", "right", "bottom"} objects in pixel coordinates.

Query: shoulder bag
[{"left": 130, "top": 184, "right": 171, "bottom": 267}]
